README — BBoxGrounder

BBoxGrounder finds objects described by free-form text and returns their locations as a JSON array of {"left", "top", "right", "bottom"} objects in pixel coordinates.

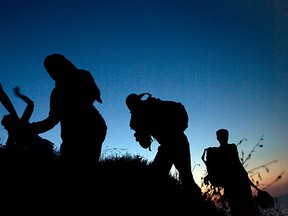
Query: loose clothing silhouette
[
  {"left": 31, "top": 54, "right": 107, "bottom": 163},
  {"left": 207, "top": 129, "right": 261, "bottom": 216}
]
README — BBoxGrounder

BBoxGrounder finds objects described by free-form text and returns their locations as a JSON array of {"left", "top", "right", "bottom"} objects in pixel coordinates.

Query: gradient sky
[{"left": 1, "top": 0, "right": 287, "bottom": 196}]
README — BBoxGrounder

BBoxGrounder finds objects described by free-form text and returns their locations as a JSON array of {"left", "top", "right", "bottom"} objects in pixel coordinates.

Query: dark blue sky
[{"left": 1, "top": 0, "right": 287, "bottom": 196}]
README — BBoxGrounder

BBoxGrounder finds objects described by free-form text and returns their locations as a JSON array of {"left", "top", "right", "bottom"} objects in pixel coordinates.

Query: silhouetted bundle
[
  {"left": 127, "top": 93, "right": 189, "bottom": 151},
  {"left": 202, "top": 147, "right": 226, "bottom": 187},
  {"left": 144, "top": 94, "right": 189, "bottom": 132}
]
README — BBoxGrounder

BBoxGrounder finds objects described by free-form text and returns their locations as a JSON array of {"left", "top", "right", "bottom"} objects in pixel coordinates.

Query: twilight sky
[{"left": 0, "top": 0, "right": 287, "bottom": 196}]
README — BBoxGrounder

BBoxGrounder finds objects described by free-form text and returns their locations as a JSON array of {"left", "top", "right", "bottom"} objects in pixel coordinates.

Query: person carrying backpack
[
  {"left": 126, "top": 93, "right": 203, "bottom": 203},
  {"left": 202, "top": 128, "right": 261, "bottom": 216}
]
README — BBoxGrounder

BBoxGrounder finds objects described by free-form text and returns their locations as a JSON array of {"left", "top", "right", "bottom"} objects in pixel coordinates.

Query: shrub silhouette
[{"left": 0, "top": 142, "right": 225, "bottom": 215}]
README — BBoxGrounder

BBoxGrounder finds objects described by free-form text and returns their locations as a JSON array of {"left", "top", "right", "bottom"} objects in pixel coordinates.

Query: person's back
[
  {"left": 128, "top": 94, "right": 188, "bottom": 145},
  {"left": 51, "top": 69, "right": 99, "bottom": 115},
  {"left": 215, "top": 129, "right": 260, "bottom": 216},
  {"left": 54, "top": 70, "right": 106, "bottom": 162}
]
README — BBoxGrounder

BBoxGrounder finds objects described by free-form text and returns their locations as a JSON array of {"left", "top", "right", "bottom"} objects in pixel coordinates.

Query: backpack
[
  {"left": 202, "top": 147, "right": 226, "bottom": 187},
  {"left": 132, "top": 93, "right": 189, "bottom": 150},
  {"left": 142, "top": 93, "right": 189, "bottom": 132}
]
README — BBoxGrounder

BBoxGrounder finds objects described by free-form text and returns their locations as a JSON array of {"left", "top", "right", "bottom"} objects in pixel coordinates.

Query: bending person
[{"left": 126, "top": 93, "right": 203, "bottom": 206}]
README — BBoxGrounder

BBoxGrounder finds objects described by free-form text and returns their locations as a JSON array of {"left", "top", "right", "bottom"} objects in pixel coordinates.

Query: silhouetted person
[
  {"left": 210, "top": 129, "right": 261, "bottom": 216},
  {"left": 31, "top": 54, "right": 107, "bottom": 164},
  {"left": 0, "top": 84, "right": 54, "bottom": 160},
  {"left": 126, "top": 93, "right": 203, "bottom": 205}
]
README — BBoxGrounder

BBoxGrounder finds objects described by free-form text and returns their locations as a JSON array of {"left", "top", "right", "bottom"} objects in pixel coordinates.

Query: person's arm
[
  {"left": 13, "top": 86, "right": 33, "bottom": 122},
  {"left": 31, "top": 115, "right": 59, "bottom": 134},
  {"left": 0, "top": 83, "right": 18, "bottom": 117},
  {"left": 30, "top": 88, "right": 59, "bottom": 134}
]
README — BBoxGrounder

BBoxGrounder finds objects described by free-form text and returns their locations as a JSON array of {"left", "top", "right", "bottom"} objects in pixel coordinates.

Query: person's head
[
  {"left": 126, "top": 93, "right": 141, "bottom": 111},
  {"left": 216, "top": 128, "right": 229, "bottom": 145},
  {"left": 44, "top": 54, "right": 77, "bottom": 81}
]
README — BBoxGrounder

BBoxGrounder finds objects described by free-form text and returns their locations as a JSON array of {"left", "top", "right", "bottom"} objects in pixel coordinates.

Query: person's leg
[
  {"left": 152, "top": 145, "right": 174, "bottom": 176},
  {"left": 173, "top": 134, "right": 199, "bottom": 192},
  {"left": 150, "top": 145, "right": 175, "bottom": 202},
  {"left": 173, "top": 134, "right": 206, "bottom": 213}
]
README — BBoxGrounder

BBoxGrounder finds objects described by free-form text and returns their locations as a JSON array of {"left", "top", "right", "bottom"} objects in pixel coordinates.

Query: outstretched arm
[
  {"left": 13, "top": 86, "right": 34, "bottom": 122},
  {"left": 0, "top": 83, "right": 18, "bottom": 117},
  {"left": 30, "top": 88, "right": 59, "bottom": 134}
]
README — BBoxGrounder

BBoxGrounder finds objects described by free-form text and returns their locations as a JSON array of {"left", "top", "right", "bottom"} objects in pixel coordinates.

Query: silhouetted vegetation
[
  {"left": 0, "top": 136, "right": 285, "bottom": 215},
  {"left": 0, "top": 141, "right": 223, "bottom": 215}
]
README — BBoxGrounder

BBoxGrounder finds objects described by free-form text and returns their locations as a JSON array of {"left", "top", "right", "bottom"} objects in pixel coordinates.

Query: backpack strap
[
  {"left": 138, "top": 93, "right": 152, "bottom": 100},
  {"left": 201, "top": 148, "right": 208, "bottom": 164}
]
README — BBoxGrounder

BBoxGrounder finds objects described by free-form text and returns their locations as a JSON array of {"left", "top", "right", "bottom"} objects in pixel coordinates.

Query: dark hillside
[{"left": 0, "top": 145, "right": 224, "bottom": 215}]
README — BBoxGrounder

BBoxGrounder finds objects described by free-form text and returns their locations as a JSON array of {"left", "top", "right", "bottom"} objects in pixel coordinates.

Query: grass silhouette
[
  {"left": 0, "top": 138, "right": 284, "bottom": 215},
  {"left": 0, "top": 142, "right": 226, "bottom": 215}
]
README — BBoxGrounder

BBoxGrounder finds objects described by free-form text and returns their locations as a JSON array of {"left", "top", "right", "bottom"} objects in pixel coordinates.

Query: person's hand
[{"left": 134, "top": 131, "right": 153, "bottom": 151}]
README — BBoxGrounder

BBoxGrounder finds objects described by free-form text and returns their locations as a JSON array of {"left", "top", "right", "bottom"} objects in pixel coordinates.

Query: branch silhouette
[{"left": 239, "top": 134, "right": 264, "bottom": 165}]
